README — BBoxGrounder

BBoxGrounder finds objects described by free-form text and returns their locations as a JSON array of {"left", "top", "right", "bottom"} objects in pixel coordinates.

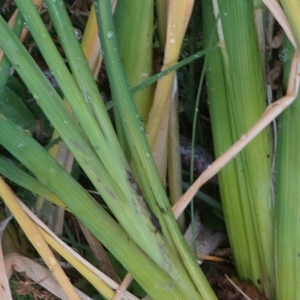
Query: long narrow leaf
[
  {"left": 275, "top": 36, "right": 300, "bottom": 300},
  {"left": 0, "top": 115, "right": 188, "bottom": 300},
  {"left": 95, "top": 1, "right": 217, "bottom": 298}
]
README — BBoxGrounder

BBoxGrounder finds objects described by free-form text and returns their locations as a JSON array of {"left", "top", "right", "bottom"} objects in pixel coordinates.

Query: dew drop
[
  {"left": 74, "top": 28, "right": 82, "bottom": 40},
  {"left": 107, "top": 30, "right": 114, "bottom": 38},
  {"left": 49, "top": 257, "right": 56, "bottom": 265},
  {"left": 170, "top": 38, "right": 175, "bottom": 44},
  {"left": 240, "top": 134, "right": 247, "bottom": 140}
]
